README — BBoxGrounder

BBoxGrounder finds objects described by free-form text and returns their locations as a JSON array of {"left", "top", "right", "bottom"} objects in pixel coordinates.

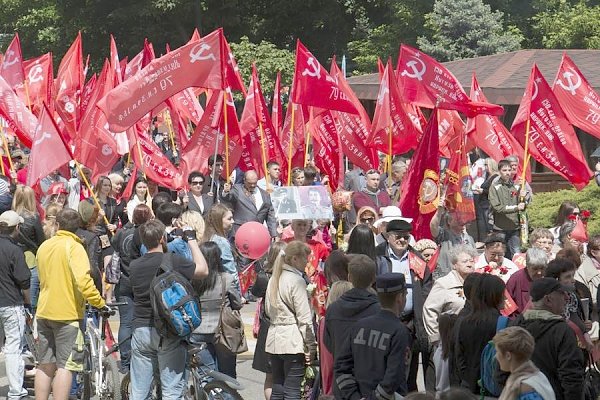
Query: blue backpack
[
  {"left": 150, "top": 253, "right": 201, "bottom": 337},
  {"left": 479, "top": 315, "right": 509, "bottom": 397}
]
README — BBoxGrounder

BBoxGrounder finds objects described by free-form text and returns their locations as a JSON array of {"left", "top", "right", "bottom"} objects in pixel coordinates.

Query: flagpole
[
  {"left": 519, "top": 117, "right": 531, "bottom": 187},
  {"left": 137, "top": 129, "right": 146, "bottom": 179},
  {"left": 1, "top": 131, "right": 14, "bottom": 175},
  {"left": 210, "top": 121, "right": 220, "bottom": 196},
  {"left": 74, "top": 159, "right": 111, "bottom": 228},
  {"left": 0, "top": 122, "right": 5, "bottom": 176},
  {"left": 223, "top": 92, "right": 230, "bottom": 182},
  {"left": 164, "top": 110, "right": 177, "bottom": 156},
  {"left": 287, "top": 104, "right": 295, "bottom": 185},
  {"left": 305, "top": 107, "right": 313, "bottom": 167},
  {"left": 24, "top": 79, "right": 33, "bottom": 112},
  {"left": 257, "top": 120, "right": 271, "bottom": 191}
]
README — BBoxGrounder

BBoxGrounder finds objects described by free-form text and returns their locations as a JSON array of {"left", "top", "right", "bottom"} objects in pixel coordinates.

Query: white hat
[
  {"left": 373, "top": 206, "right": 413, "bottom": 227},
  {"left": 0, "top": 210, "right": 24, "bottom": 227}
]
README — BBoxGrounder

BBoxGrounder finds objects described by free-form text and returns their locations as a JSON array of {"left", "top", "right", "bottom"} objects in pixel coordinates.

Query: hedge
[{"left": 527, "top": 182, "right": 600, "bottom": 236}]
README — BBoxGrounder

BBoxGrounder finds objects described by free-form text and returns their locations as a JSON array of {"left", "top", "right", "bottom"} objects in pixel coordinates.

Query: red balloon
[{"left": 235, "top": 221, "right": 271, "bottom": 260}]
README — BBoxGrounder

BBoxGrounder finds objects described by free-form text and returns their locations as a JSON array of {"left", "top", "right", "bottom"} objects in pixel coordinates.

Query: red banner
[
  {"left": 16, "top": 53, "right": 53, "bottom": 116},
  {"left": 292, "top": 40, "right": 358, "bottom": 114},
  {"left": 553, "top": 53, "right": 600, "bottom": 140},
  {"left": 272, "top": 71, "right": 283, "bottom": 136},
  {"left": 311, "top": 111, "right": 344, "bottom": 190},
  {"left": 280, "top": 103, "right": 308, "bottom": 173},
  {"left": 26, "top": 105, "right": 72, "bottom": 187},
  {"left": 0, "top": 33, "right": 25, "bottom": 89},
  {"left": 396, "top": 44, "right": 503, "bottom": 117},
  {"left": 54, "top": 32, "right": 84, "bottom": 140},
  {"left": 444, "top": 132, "right": 476, "bottom": 224},
  {"left": 0, "top": 75, "right": 35, "bottom": 148},
  {"left": 408, "top": 251, "right": 426, "bottom": 280},
  {"left": 370, "top": 61, "right": 419, "bottom": 156},
  {"left": 437, "top": 109, "right": 465, "bottom": 158},
  {"left": 99, "top": 29, "right": 226, "bottom": 132},
  {"left": 511, "top": 65, "right": 592, "bottom": 190},
  {"left": 131, "top": 128, "right": 185, "bottom": 189},
  {"left": 399, "top": 110, "right": 441, "bottom": 240}
]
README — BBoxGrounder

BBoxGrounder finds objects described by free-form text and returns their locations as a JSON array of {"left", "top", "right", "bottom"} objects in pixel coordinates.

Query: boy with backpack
[
  {"left": 334, "top": 272, "right": 412, "bottom": 400},
  {"left": 129, "top": 219, "right": 208, "bottom": 399}
]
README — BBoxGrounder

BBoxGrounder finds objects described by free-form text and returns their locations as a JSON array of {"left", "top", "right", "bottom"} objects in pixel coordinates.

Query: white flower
[{"left": 306, "top": 283, "right": 317, "bottom": 296}]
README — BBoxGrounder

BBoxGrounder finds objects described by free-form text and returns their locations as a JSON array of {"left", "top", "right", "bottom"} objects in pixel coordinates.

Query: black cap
[
  {"left": 376, "top": 273, "right": 407, "bottom": 293},
  {"left": 530, "top": 278, "right": 567, "bottom": 302},
  {"left": 386, "top": 219, "right": 413, "bottom": 233}
]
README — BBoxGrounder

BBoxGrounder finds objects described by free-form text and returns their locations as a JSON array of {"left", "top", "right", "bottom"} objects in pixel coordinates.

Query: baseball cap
[{"left": 0, "top": 210, "right": 24, "bottom": 227}]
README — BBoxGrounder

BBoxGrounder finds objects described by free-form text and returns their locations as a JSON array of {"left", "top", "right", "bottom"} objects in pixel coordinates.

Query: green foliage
[
  {"left": 532, "top": 1, "right": 600, "bottom": 49},
  {"left": 528, "top": 183, "right": 600, "bottom": 235},
  {"left": 229, "top": 36, "right": 295, "bottom": 98},
  {"left": 416, "top": 0, "right": 522, "bottom": 61}
]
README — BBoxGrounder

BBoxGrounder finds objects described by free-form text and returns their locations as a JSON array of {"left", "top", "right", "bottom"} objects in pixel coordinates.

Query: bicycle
[
  {"left": 120, "top": 341, "right": 244, "bottom": 400},
  {"left": 22, "top": 308, "right": 38, "bottom": 385},
  {"left": 79, "top": 302, "right": 126, "bottom": 400}
]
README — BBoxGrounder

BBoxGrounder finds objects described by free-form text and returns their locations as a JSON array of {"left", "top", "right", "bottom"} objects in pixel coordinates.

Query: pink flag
[
  {"left": 0, "top": 33, "right": 25, "bottom": 89},
  {"left": 511, "top": 65, "right": 592, "bottom": 190},
  {"left": 16, "top": 53, "right": 53, "bottom": 116},
  {"left": 272, "top": 71, "right": 283, "bottom": 135},
  {"left": 55, "top": 32, "right": 84, "bottom": 140},
  {"left": 311, "top": 111, "right": 344, "bottom": 190},
  {"left": 0, "top": 75, "right": 35, "bottom": 148},
  {"left": 99, "top": 29, "right": 226, "bottom": 132}
]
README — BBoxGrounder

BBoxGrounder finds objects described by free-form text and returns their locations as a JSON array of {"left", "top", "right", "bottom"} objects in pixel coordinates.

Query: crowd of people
[{"left": 0, "top": 140, "right": 598, "bottom": 400}]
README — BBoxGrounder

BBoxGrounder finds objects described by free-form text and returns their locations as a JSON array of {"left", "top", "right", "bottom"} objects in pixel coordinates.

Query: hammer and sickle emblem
[
  {"left": 2, "top": 50, "right": 20, "bottom": 68},
  {"left": 101, "top": 144, "right": 113, "bottom": 156},
  {"left": 28, "top": 65, "right": 43, "bottom": 84},
  {"left": 190, "top": 43, "right": 216, "bottom": 63},
  {"left": 34, "top": 131, "right": 52, "bottom": 146},
  {"left": 401, "top": 56, "right": 426, "bottom": 81},
  {"left": 302, "top": 57, "right": 321, "bottom": 79},
  {"left": 64, "top": 102, "right": 75, "bottom": 113},
  {"left": 556, "top": 68, "right": 582, "bottom": 96}
]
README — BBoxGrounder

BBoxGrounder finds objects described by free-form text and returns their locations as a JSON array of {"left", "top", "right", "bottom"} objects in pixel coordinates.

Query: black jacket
[
  {"left": 512, "top": 310, "right": 584, "bottom": 400},
  {"left": 0, "top": 235, "right": 31, "bottom": 307},
  {"left": 375, "top": 242, "right": 432, "bottom": 346},
  {"left": 76, "top": 228, "right": 103, "bottom": 293},
  {"left": 17, "top": 212, "right": 44, "bottom": 253}
]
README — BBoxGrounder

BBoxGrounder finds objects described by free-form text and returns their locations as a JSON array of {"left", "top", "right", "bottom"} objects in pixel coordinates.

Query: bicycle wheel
[
  {"left": 200, "top": 381, "right": 244, "bottom": 400},
  {"left": 101, "top": 356, "right": 122, "bottom": 400},
  {"left": 120, "top": 371, "right": 162, "bottom": 400},
  {"left": 80, "top": 346, "right": 93, "bottom": 400}
]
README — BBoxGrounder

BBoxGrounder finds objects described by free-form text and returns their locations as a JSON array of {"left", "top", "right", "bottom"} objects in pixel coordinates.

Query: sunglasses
[
  {"left": 391, "top": 233, "right": 411, "bottom": 241},
  {"left": 191, "top": 180, "right": 204, "bottom": 186},
  {"left": 360, "top": 217, "right": 375, "bottom": 224}
]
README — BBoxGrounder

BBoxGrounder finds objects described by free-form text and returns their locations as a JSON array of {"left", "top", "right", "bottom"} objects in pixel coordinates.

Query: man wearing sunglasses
[
  {"left": 375, "top": 219, "right": 433, "bottom": 392},
  {"left": 183, "top": 171, "right": 214, "bottom": 216}
]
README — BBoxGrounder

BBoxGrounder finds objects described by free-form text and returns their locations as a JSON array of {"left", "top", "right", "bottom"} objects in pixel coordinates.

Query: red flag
[
  {"left": 444, "top": 132, "right": 476, "bottom": 224},
  {"left": 189, "top": 28, "right": 201, "bottom": 42},
  {"left": 511, "top": 65, "right": 593, "bottom": 190},
  {"left": 222, "top": 37, "right": 246, "bottom": 95},
  {"left": 370, "top": 61, "right": 419, "bottom": 155},
  {"left": 119, "top": 166, "right": 137, "bottom": 202},
  {"left": 124, "top": 49, "right": 143, "bottom": 81},
  {"left": 239, "top": 263, "right": 257, "bottom": 295},
  {"left": 553, "top": 53, "right": 600, "bottom": 140},
  {"left": 75, "top": 60, "right": 119, "bottom": 180},
  {"left": 131, "top": 128, "right": 185, "bottom": 189},
  {"left": 99, "top": 29, "right": 226, "bottom": 132},
  {"left": 311, "top": 111, "right": 344, "bottom": 190},
  {"left": 0, "top": 75, "right": 35, "bottom": 148},
  {"left": 399, "top": 110, "right": 441, "bottom": 240},
  {"left": 110, "top": 35, "right": 123, "bottom": 86},
  {"left": 26, "top": 104, "right": 73, "bottom": 187},
  {"left": 501, "top": 289, "right": 519, "bottom": 316},
  {"left": 239, "top": 64, "right": 287, "bottom": 177},
  {"left": 280, "top": 102, "right": 308, "bottom": 173},
  {"left": 408, "top": 251, "right": 426, "bottom": 280},
  {"left": 142, "top": 39, "right": 155, "bottom": 68},
  {"left": 0, "top": 33, "right": 25, "bottom": 89},
  {"left": 377, "top": 57, "right": 385, "bottom": 79},
  {"left": 292, "top": 40, "right": 358, "bottom": 114},
  {"left": 396, "top": 44, "right": 503, "bottom": 116},
  {"left": 329, "top": 60, "right": 377, "bottom": 170},
  {"left": 427, "top": 248, "right": 440, "bottom": 272},
  {"left": 16, "top": 53, "right": 53, "bottom": 116},
  {"left": 181, "top": 90, "right": 242, "bottom": 176},
  {"left": 466, "top": 74, "right": 530, "bottom": 179},
  {"left": 55, "top": 32, "right": 84, "bottom": 140},
  {"left": 272, "top": 71, "right": 283, "bottom": 135},
  {"left": 79, "top": 73, "right": 97, "bottom": 117},
  {"left": 437, "top": 109, "right": 465, "bottom": 158},
  {"left": 167, "top": 88, "right": 204, "bottom": 126}
]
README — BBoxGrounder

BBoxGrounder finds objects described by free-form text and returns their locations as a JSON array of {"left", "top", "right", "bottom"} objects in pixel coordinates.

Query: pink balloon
[{"left": 235, "top": 221, "right": 271, "bottom": 260}]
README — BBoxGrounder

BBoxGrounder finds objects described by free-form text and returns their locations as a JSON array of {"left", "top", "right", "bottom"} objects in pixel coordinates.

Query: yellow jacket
[{"left": 36, "top": 230, "right": 105, "bottom": 320}]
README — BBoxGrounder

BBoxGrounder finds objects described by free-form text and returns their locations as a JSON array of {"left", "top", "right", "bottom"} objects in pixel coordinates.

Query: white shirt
[
  {"left": 252, "top": 190, "right": 263, "bottom": 210},
  {"left": 192, "top": 193, "right": 204, "bottom": 214},
  {"left": 474, "top": 253, "right": 519, "bottom": 282}
]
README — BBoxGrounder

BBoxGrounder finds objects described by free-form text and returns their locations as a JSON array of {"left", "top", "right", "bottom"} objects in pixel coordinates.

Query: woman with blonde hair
[
  {"left": 493, "top": 326, "right": 555, "bottom": 400},
  {"left": 42, "top": 203, "right": 61, "bottom": 239},
  {"left": 13, "top": 184, "right": 45, "bottom": 310},
  {"left": 181, "top": 210, "right": 205, "bottom": 242},
  {"left": 266, "top": 240, "right": 317, "bottom": 400}
]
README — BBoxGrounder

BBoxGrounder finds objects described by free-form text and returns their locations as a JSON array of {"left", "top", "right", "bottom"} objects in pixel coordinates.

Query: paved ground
[{"left": 0, "top": 301, "right": 265, "bottom": 399}]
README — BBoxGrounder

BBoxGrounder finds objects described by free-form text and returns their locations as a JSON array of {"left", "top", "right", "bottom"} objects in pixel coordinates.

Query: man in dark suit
[
  {"left": 221, "top": 170, "right": 277, "bottom": 238},
  {"left": 202, "top": 154, "right": 227, "bottom": 198},
  {"left": 182, "top": 171, "right": 214, "bottom": 216}
]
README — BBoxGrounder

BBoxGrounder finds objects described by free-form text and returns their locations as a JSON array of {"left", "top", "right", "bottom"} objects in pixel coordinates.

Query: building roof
[{"left": 347, "top": 49, "right": 600, "bottom": 104}]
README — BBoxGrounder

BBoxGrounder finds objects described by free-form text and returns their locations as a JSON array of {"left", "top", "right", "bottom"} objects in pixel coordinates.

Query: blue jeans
[
  {"left": 0, "top": 305, "right": 28, "bottom": 399},
  {"left": 189, "top": 333, "right": 237, "bottom": 378},
  {"left": 116, "top": 285, "right": 134, "bottom": 372},
  {"left": 130, "top": 327, "right": 188, "bottom": 400},
  {"left": 29, "top": 267, "right": 39, "bottom": 310}
]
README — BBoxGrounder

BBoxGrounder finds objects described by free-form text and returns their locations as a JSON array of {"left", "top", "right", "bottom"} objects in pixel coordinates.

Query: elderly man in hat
[
  {"left": 375, "top": 219, "right": 432, "bottom": 392},
  {"left": 334, "top": 272, "right": 412, "bottom": 400},
  {"left": 512, "top": 277, "right": 584, "bottom": 400}
]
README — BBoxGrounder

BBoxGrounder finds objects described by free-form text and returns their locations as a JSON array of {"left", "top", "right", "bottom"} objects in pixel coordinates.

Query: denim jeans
[
  {"left": 189, "top": 333, "right": 237, "bottom": 378},
  {"left": 130, "top": 326, "right": 188, "bottom": 400},
  {"left": 115, "top": 284, "right": 134, "bottom": 373},
  {"left": 504, "top": 229, "right": 521, "bottom": 260},
  {"left": 270, "top": 353, "right": 305, "bottom": 400},
  {"left": 29, "top": 267, "right": 39, "bottom": 310},
  {"left": 0, "top": 305, "right": 28, "bottom": 399}
]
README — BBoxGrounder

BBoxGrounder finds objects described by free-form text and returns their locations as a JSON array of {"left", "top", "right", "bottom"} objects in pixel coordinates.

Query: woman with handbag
[
  {"left": 265, "top": 240, "right": 318, "bottom": 400},
  {"left": 191, "top": 241, "right": 243, "bottom": 379}
]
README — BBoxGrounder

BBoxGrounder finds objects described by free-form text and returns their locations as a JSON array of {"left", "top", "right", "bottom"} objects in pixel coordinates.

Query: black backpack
[{"left": 149, "top": 253, "right": 202, "bottom": 337}]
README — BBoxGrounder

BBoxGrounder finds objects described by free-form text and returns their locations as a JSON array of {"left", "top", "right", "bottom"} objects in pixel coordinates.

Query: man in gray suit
[{"left": 221, "top": 170, "right": 278, "bottom": 238}]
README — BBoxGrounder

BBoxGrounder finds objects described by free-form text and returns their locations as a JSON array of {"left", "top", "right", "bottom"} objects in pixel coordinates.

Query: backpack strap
[
  {"left": 496, "top": 315, "right": 509, "bottom": 332},
  {"left": 156, "top": 252, "right": 173, "bottom": 276}
]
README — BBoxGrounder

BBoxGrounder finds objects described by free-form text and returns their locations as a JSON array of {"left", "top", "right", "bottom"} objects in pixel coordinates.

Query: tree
[
  {"left": 532, "top": 1, "right": 600, "bottom": 49},
  {"left": 417, "top": 0, "right": 522, "bottom": 61}
]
